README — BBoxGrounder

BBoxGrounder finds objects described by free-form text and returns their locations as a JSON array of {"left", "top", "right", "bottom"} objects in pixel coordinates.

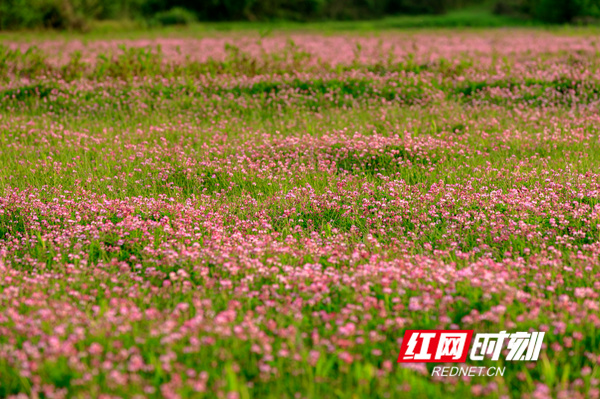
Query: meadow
[{"left": 2, "top": 28, "right": 600, "bottom": 398}]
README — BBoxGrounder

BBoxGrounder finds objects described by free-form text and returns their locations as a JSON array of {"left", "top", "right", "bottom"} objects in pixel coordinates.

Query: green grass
[{"left": 0, "top": 7, "right": 546, "bottom": 42}]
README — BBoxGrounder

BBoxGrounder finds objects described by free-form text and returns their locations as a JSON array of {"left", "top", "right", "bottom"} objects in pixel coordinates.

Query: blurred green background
[{"left": 0, "top": 0, "right": 598, "bottom": 31}]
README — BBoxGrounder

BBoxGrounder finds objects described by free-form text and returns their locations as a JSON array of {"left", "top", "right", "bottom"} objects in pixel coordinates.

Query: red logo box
[{"left": 397, "top": 330, "right": 474, "bottom": 363}]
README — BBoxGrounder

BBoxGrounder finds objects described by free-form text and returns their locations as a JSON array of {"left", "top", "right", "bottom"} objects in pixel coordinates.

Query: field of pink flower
[{"left": 2, "top": 30, "right": 600, "bottom": 398}]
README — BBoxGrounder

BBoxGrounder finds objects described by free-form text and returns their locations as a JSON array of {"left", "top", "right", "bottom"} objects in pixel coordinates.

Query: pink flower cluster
[{"left": 1, "top": 30, "right": 600, "bottom": 398}]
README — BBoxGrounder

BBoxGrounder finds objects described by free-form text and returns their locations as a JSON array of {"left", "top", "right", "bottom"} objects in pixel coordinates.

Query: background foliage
[{"left": 0, "top": 0, "right": 599, "bottom": 32}]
